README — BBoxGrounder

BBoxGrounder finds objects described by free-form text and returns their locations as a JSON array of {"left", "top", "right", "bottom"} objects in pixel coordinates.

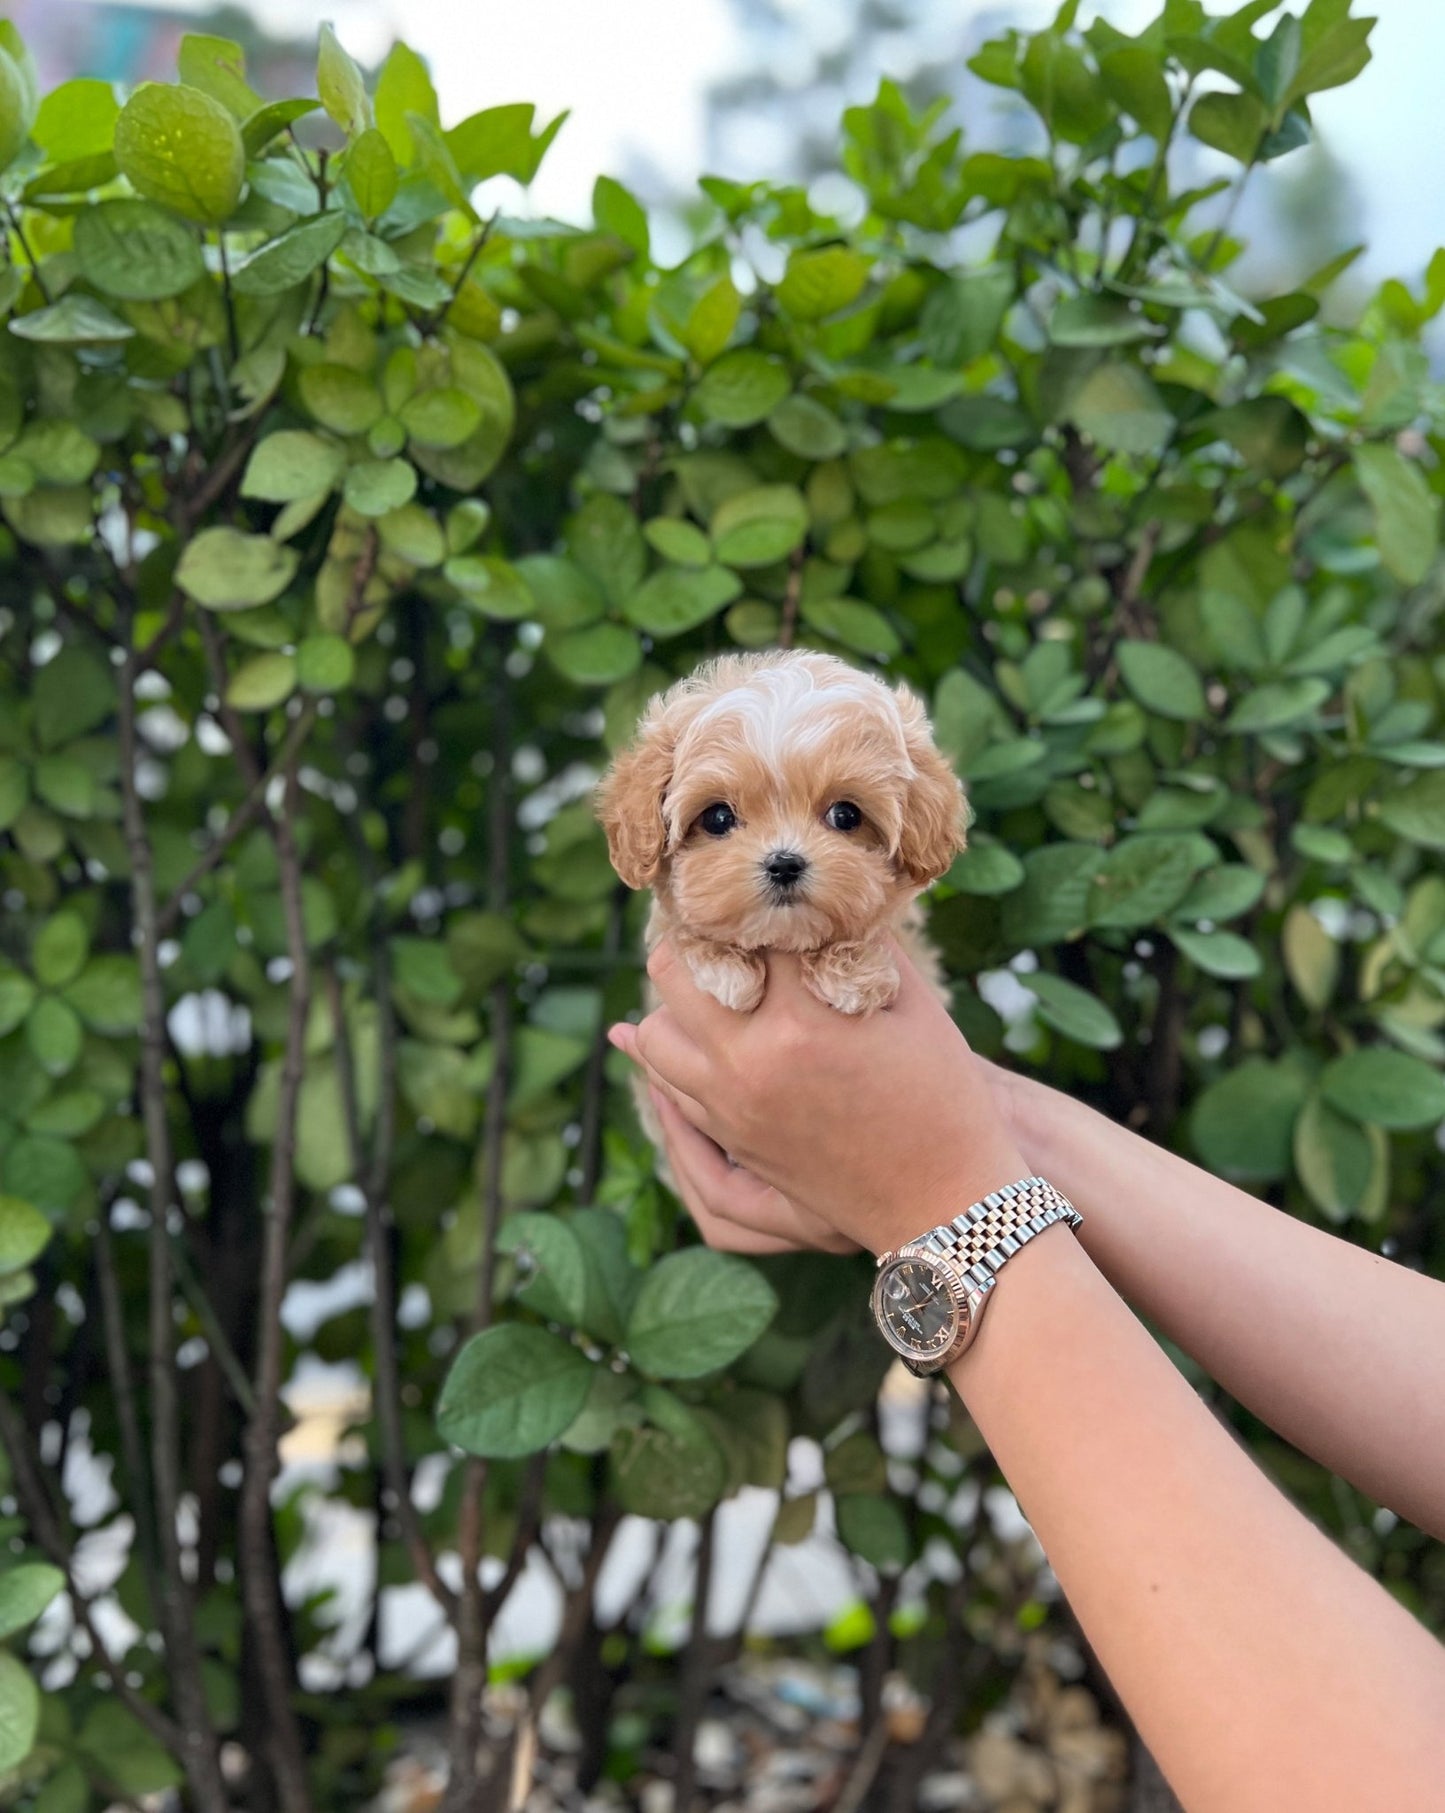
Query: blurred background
[{"left": 18, "top": 0, "right": 1445, "bottom": 298}]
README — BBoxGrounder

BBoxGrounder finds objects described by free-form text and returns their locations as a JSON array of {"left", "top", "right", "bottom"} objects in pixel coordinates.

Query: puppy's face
[{"left": 599, "top": 654, "right": 966, "bottom": 952}]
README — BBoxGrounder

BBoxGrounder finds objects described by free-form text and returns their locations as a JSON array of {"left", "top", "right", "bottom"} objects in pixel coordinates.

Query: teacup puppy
[{"left": 598, "top": 651, "right": 967, "bottom": 1017}]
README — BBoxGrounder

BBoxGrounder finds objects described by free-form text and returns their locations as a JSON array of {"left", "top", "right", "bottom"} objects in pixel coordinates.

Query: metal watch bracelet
[{"left": 915, "top": 1174, "right": 1082, "bottom": 1292}]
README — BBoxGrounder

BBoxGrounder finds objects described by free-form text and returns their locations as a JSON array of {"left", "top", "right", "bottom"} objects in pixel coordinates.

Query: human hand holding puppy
[{"left": 607, "top": 938, "right": 1027, "bottom": 1261}]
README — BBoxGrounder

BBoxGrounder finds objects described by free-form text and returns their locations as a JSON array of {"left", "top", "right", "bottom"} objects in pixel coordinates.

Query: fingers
[
  {"left": 652, "top": 1091, "right": 860, "bottom": 1257},
  {"left": 645, "top": 940, "right": 749, "bottom": 1043}
]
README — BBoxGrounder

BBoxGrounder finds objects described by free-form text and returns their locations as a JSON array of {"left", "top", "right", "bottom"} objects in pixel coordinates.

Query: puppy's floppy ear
[
  {"left": 894, "top": 684, "right": 969, "bottom": 886},
  {"left": 597, "top": 713, "right": 677, "bottom": 889}
]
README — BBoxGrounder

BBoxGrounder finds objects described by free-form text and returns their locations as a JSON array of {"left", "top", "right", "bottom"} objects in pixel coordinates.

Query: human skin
[{"left": 607, "top": 941, "right": 1445, "bottom": 1813}]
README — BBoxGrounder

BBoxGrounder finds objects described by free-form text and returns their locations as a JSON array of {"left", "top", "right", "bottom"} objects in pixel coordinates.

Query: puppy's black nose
[{"left": 764, "top": 850, "right": 808, "bottom": 888}]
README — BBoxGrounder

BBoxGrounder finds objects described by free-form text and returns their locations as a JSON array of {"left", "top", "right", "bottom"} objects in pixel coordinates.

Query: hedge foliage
[{"left": 0, "top": 0, "right": 1442, "bottom": 1806}]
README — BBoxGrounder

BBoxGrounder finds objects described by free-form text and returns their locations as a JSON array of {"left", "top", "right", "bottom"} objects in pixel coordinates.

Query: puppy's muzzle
[{"left": 763, "top": 849, "right": 808, "bottom": 898}]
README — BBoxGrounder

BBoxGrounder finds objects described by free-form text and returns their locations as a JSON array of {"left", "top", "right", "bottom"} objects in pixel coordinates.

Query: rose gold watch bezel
[{"left": 870, "top": 1242, "right": 979, "bottom": 1376}]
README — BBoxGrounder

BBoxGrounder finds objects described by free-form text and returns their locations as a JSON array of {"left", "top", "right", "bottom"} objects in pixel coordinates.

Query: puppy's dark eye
[
  {"left": 825, "top": 800, "right": 863, "bottom": 832},
  {"left": 698, "top": 803, "right": 737, "bottom": 837}
]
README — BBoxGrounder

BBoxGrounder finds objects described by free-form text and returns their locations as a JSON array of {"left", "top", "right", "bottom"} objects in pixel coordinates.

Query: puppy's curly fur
[{"left": 598, "top": 651, "right": 967, "bottom": 1017}]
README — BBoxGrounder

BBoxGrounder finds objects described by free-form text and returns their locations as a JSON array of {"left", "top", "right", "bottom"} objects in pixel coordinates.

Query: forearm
[
  {"left": 998, "top": 1069, "right": 1445, "bottom": 1539},
  {"left": 951, "top": 1229, "right": 1445, "bottom": 1813}
]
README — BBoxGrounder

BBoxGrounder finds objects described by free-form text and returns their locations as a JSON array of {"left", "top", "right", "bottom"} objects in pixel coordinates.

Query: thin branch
[
  {"left": 169, "top": 1229, "right": 258, "bottom": 1419},
  {"left": 4, "top": 197, "right": 50, "bottom": 304},
  {"left": 0, "top": 1390, "right": 185, "bottom": 1757},
  {"left": 441, "top": 643, "right": 515, "bottom": 1813},
  {"left": 238, "top": 755, "right": 316, "bottom": 1813},
  {"left": 426, "top": 212, "right": 497, "bottom": 335},
  {"left": 157, "top": 701, "right": 318, "bottom": 938},
  {"left": 324, "top": 959, "right": 456, "bottom": 1622},
  {"left": 215, "top": 230, "right": 239, "bottom": 366},
  {"left": 777, "top": 545, "right": 805, "bottom": 650},
  {"left": 671, "top": 1508, "right": 719, "bottom": 1813},
  {"left": 93, "top": 1212, "right": 165, "bottom": 1630},
  {"left": 117, "top": 631, "right": 229, "bottom": 1813}
]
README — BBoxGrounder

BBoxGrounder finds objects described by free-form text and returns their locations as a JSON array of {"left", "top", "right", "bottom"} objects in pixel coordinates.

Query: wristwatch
[{"left": 870, "top": 1176, "right": 1081, "bottom": 1377}]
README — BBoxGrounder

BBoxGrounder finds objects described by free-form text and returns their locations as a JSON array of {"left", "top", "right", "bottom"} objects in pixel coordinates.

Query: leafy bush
[{"left": 0, "top": 1, "right": 1442, "bottom": 1807}]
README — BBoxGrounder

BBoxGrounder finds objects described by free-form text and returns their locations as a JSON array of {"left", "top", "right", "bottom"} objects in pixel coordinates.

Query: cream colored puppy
[{"left": 598, "top": 650, "right": 966, "bottom": 1017}]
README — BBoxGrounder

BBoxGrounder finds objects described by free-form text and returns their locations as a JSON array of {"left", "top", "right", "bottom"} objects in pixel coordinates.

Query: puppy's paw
[
  {"left": 802, "top": 942, "right": 900, "bottom": 1015},
  {"left": 688, "top": 946, "right": 766, "bottom": 1013}
]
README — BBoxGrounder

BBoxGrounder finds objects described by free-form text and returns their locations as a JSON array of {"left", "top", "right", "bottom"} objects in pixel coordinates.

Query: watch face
[{"left": 873, "top": 1257, "right": 963, "bottom": 1362}]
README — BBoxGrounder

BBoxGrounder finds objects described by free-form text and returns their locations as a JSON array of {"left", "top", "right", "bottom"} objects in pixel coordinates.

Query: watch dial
[{"left": 876, "top": 1259, "right": 961, "bottom": 1359}]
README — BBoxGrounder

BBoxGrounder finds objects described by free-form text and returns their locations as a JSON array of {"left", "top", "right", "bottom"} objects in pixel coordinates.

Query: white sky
[{"left": 96, "top": 0, "right": 1445, "bottom": 280}]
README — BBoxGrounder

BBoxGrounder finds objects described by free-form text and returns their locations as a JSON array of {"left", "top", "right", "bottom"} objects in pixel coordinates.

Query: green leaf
[
  {"left": 835, "top": 1494, "right": 910, "bottom": 1573},
  {"left": 569, "top": 494, "right": 647, "bottom": 607},
  {"left": 623, "top": 564, "right": 741, "bottom": 638},
  {"left": 241, "top": 431, "right": 344, "bottom": 503},
  {"left": 1007, "top": 842, "right": 1101, "bottom": 946},
  {"left": 176, "top": 33, "right": 260, "bottom": 119},
  {"left": 445, "top": 555, "right": 534, "bottom": 621},
  {"left": 1378, "top": 772, "right": 1445, "bottom": 852},
  {"left": 9, "top": 293, "right": 134, "bottom": 345},
  {"left": 344, "top": 126, "right": 398, "bottom": 220},
  {"left": 1117, "top": 639, "right": 1206, "bottom": 721},
  {"left": 944, "top": 837, "right": 1025, "bottom": 897},
  {"left": 593, "top": 175, "right": 649, "bottom": 255},
  {"left": 34, "top": 647, "right": 113, "bottom": 750},
  {"left": 1281, "top": 16, "right": 1374, "bottom": 111},
  {"left": 63, "top": 956, "right": 143, "bottom": 1034},
  {"left": 0, "top": 965, "right": 35, "bottom": 1036},
  {"left": 0, "top": 1563, "right": 64, "bottom": 1641},
  {"left": 300, "top": 363, "right": 384, "bottom": 436},
  {"left": 1354, "top": 443, "right": 1438, "bottom": 585},
  {"left": 769, "top": 392, "right": 849, "bottom": 460},
  {"left": 113, "top": 81, "right": 245, "bottom": 224},
  {"left": 776, "top": 246, "right": 871, "bottom": 321},
  {"left": 1188, "top": 88, "right": 1266, "bottom": 162},
  {"left": 1068, "top": 362, "right": 1173, "bottom": 454},
  {"left": 1020, "top": 30, "right": 1111, "bottom": 142},
  {"left": 625, "top": 1249, "right": 778, "bottom": 1379},
  {"left": 511, "top": 555, "right": 604, "bottom": 631},
  {"left": 437, "top": 1323, "right": 592, "bottom": 1458},
  {"left": 0, "top": 38, "right": 35, "bottom": 172},
  {"left": 643, "top": 517, "right": 711, "bottom": 567},
  {"left": 1294, "top": 1092, "right": 1386, "bottom": 1224},
  {"left": 296, "top": 635, "right": 354, "bottom": 694},
  {"left": 344, "top": 458, "right": 417, "bottom": 517},
  {"left": 1050, "top": 293, "right": 1157, "bottom": 347},
  {"left": 1170, "top": 926, "right": 1262, "bottom": 980},
  {"left": 694, "top": 350, "right": 791, "bottom": 427},
  {"left": 2, "top": 1136, "right": 88, "bottom": 1217},
  {"left": 72, "top": 199, "right": 203, "bottom": 301},
  {"left": 1193, "top": 1059, "right": 1309, "bottom": 1182},
  {"left": 1282, "top": 904, "right": 1338, "bottom": 1010},
  {"left": 375, "top": 41, "right": 438, "bottom": 164},
  {"left": 176, "top": 528, "right": 299, "bottom": 610},
  {"left": 498, "top": 1212, "right": 588, "bottom": 1324},
  {"left": 1225, "top": 678, "right": 1331, "bottom": 734},
  {"left": 0, "top": 1197, "right": 51, "bottom": 1275},
  {"left": 240, "top": 97, "right": 321, "bottom": 156},
  {"left": 680, "top": 276, "right": 741, "bottom": 364},
  {"left": 1088, "top": 835, "right": 1197, "bottom": 929},
  {"left": 610, "top": 1388, "right": 728, "bottom": 1521},
  {"left": 33, "top": 77, "right": 118, "bottom": 160},
  {"left": 799, "top": 596, "right": 900, "bottom": 658},
  {"left": 0, "top": 1649, "right": 40, "bottom": 1774},
  {"left": 33, "top": 913, "right": 89, "bottom": 989},
  {"left": 400, "top": 388, "right": 482, "bottom": 449},
  {"left": 317, "top": 23, "right": 373, "bottom": 137},
  {"left": 1098, "top": 44, "right": 1173, "bottom": 136},
  {"left": 447, "top": 102, "right": 534, "bottom": 181},
  {"left": 547, "top": 622, "right": 642, "bottom": 687},
  {"left": 225, "top": 653, "right": 297, "bottom": 712},
  {"left": 711, "top": 485, "right": 809, "bottom": 567},
  {"left": 1320, "top": 1048, "right": 1445, "bottom": 1131},
  {"left": 1023, "top": 971, "right": 1123, "bottom": 1049},
  {"left": 231, "top": 212, "right": 348, "bottom": 297},
  {"left": 0, "top": 758, "right": 24, "bottom": 832}
]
